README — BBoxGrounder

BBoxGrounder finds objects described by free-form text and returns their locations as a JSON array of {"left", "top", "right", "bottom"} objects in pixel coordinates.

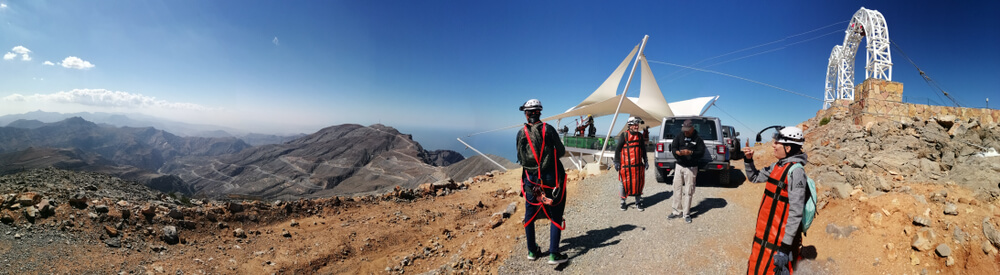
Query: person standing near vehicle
[
  {"left": 586, "top": 114, "right": 597, "bottom": 137},
  {"left": 614, "top": 116, "right": 649, "bottom": 211},
  {"left": 516, "top": 99, "right": 569, "bottom": 265},
  {"left": 743, "top": 126, "right": 808, "bottom": 275},
  {"left": 668, "top": 119, "right": 705, "bottom": 223}
]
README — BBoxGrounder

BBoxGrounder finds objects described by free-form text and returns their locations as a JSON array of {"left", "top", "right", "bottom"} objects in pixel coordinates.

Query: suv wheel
[{"left": 655, "top": 168, "right": 665, "bottom": 183}]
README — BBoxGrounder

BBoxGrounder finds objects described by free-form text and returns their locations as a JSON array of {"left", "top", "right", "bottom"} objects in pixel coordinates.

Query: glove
[
  {"left": 538, "top": 191, "right": 553, "bottom": 205},
  {"left": 771, "top": 251, "right": 791, "bottom": 275},
  {"left": 614, "top": 162, "right": 620, "bottom": 170},
  {"left": 644, "top": 162, "right": 649, "bottom": 170}
]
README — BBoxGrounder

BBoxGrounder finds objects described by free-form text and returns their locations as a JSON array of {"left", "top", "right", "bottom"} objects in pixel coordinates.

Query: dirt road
[{"left": 497, "top": 155, "right": 813, "bottom": 274}]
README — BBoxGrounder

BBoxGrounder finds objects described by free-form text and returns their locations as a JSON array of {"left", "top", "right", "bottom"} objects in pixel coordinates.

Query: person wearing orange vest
[
  {"left": 516, "top": 99, "right": 569, "bottom": 265},
  {"left": 743, "top": 126, "right": 808, "bottom": 275},
  {"left": 614, "top": 116, "right": 649, "bottom": 211}
]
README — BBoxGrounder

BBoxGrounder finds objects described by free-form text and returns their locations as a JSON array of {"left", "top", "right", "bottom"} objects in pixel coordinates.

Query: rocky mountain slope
[
  {"left": 1, "top": 117, "right": 475, "bottom": 200},
  {"left": 444, "top": 154, "right": 519, "bottom": 183},
  {"left": 0, "top": 117, "right": 250, "bottom": 171},
  {"left": 160, "top": 124, "right": 469, "bottom": 199}
]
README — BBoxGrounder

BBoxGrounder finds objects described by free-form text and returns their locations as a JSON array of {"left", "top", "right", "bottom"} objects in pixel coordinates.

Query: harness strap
[
  {"left": 753, "top": 236, "right": 782, "bottom": 252},
  {"left": 521, "top": 123, "right": 566, "bottom": 230},
  {"left": 763, "top": 189, "right": 789, "bottom": 202},
  {"left": 752, "top": 162, "right": 793, "bottom": 273}
]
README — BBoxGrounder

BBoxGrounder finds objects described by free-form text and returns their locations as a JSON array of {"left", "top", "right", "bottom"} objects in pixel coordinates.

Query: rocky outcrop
[
  {"left": 423, "top": 150, "right": 465, "bottom": 167},
  {"left": 444, "top": 154, "right": 518, "bottom": 183},
  {"left": 805, "top": 109, "right": 1000, "bottom": 201}
]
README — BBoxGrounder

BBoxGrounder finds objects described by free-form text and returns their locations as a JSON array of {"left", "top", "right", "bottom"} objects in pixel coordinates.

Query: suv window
[
  {"left": 722, "top": 126, "right": 738, "bottom": 138},
  {"left": 662, "top": 119, "right": 718, "bottom": 141}
]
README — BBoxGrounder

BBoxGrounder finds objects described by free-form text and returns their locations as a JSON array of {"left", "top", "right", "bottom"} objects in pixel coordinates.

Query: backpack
[{"left": 789, "top": 163, "right": 817, "bottom": 236}]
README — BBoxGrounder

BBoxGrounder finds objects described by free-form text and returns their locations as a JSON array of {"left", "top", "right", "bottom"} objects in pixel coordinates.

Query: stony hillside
[
  {"left": 786, "top": 107, "right": 1000, "bottom": 273},
  {"left": 160, "top": 124, "right": 466, "bottom": 200},
  {"left": 0, "top": 165, "right": 538, "bottom": 274},
  {"left": 803, "top": 109, "right": 1000, "bottom": 201}
]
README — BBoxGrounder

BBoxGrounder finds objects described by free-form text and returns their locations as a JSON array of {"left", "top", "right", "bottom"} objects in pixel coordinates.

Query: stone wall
[{"left": 818, "top": 78, "right": 1000, "bottom": 126}]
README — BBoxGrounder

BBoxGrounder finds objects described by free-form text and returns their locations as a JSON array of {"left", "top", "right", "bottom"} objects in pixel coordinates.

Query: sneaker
[
  {"left": 635, "top": 202, "right": 644, "bottom": 212},
  {"left": 548, "top": 253, "right": 569, "bottom": 265},
  {"left": 619, "top": 201, "right": 627, "bottom": 211},
  {"left": 667, "top": 213, "right": 681, "bottom": 219},
  {"left": 526, "top": 248, "right": 543, "bottom": 260},
  {"left": 685, "top": 216, "right": 693, "bottom": 223}
]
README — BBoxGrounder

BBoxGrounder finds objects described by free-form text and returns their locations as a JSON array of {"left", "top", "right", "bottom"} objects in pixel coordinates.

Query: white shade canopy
[{"left": 542, "top": 47, "right": 715, "bottom": 129}]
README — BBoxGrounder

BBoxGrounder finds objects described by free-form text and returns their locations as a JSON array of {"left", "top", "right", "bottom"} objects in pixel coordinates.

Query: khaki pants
[{"left": 671, "top": 164, "right": 697, "bottom": 217}]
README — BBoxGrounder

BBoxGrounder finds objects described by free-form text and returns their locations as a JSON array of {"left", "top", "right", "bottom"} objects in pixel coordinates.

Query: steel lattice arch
[{"left": 824, "top": 7, "right": 893, "bottom": 109}]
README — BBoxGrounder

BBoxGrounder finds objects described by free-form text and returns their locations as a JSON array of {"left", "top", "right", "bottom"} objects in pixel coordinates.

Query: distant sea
[{"left": 397, "top": 126, "right": 520, "bottom": 164}]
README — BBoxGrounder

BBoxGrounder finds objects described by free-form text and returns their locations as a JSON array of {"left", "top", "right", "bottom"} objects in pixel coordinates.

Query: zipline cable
[
  {"left": 890, "top": 39, "right": 962, "bottom": 107},
  {"left": 662, "top": 21, "right": 848, "bottom": 81},
  {"left": 711, "top": 102, "right": 757, "bottom": 135},
  {"left": 648, "top": 60, "right": 823, "bottom": 102}
]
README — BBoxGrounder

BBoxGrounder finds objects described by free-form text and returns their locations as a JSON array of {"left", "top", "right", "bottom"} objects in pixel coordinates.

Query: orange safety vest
[
  {"left": 521, "top": 123, "right": 566, "bottom": 230},
  {"left": 618, "top": 131, "right": 645, "bottom": 198},
  {"left": 747, "top": 162, "right": 796, "bottom": 275}
]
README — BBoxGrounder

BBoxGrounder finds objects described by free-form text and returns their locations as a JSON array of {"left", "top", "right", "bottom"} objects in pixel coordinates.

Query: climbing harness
[{"left": 521, "top": 122, "right": 566, "bottom": 230}]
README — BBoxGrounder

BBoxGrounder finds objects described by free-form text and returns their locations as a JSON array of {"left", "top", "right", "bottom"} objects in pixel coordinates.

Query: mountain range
[
  {"left": 0, "top": 110, "right": 305, "bottom": 145},
  {"left": 0, "top": 115, "right": 497, "bottom": 199}
]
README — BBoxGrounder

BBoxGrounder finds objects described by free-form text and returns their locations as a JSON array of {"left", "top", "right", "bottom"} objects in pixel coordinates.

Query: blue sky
[{"left": 1, "top": 1, "right": 997, "bottom": 160}]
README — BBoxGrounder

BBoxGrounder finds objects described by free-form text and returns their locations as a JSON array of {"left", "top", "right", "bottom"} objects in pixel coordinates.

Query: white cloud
[
  {"left": 60, "top": 56, "right": 95, "bottom": 70},
  {"left": 3, "top": 45, "right": 31, "bottom": 61},
  {"left": 2, "top": 89, "right": 215, "bottom": 111},
  {"left": 43, "top": 61, "right": 54, "bottom": 66},
  {"left": 11, "top": 45, "right": 30, "bottom": 61},
  {"left": 1, "top": 3, "right": 7, "bottom": 9},
  {"left": 272, "top": 37, "right": 280, "bottom": 46}
]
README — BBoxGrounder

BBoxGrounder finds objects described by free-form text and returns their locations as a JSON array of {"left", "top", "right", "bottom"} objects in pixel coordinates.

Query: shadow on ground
[
  {"left": 689, "top": 197, "right": 728, "bottom": 218},
  {"left": 557, "top": 224, "right": 640, "bottom": 269},
  {"left": 641, "top": 189, "right": 672, "bottom": 208},
  {"left": 659, "top": 168, "right": 747, "bottom": 188}
]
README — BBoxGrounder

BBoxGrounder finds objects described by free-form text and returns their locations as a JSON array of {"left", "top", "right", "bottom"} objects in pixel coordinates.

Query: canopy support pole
[{"left": 598, "top": 35, "right": 649, "bottom": 163}]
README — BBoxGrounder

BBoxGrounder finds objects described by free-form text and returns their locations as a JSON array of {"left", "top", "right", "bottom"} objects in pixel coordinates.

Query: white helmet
[
  {"left": 519, "top": 99, "right": 542, "bottom": 111},
  {"left": 626, "top": 116, "right": 644, "bottom": 125},
  {"left": 776, "top": 126, "right": 804, "bottom": 145}
]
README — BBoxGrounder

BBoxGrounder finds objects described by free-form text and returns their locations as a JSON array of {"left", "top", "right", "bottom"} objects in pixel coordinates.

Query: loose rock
[
  {"left": 935, "top": 244, "right": 951, "bottom": 257},
  {"left": 983, "top": 218, "right": 1000, "bottom": 249},
  {"left": 912, "top": 216, "right": 931, "bottom": 227},
  {"left": 104, "top": 225, "right": 119, "bottom": 237},
  {"left": 162, "top": 226, "right": 179, "bottom": 245},
  {"left": 943, "top": 203, "right": 958, "bottom": 215},
  {"left": 168, "top": 209, "right": 184, "bottom": 220},
  {"left": 234, "top": 228, "right": 247, "bottom": 238},
  {"left": 503, "top": 202, "right": 517, "bottom": 218},
  {"left": 911, "top": 231, "right": 933, "bottom": 251}
]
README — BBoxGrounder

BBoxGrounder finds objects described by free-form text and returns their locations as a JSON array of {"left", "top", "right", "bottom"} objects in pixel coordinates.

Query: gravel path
[{"left": 498, "top": 154, "right": 758, "bottom": 274}]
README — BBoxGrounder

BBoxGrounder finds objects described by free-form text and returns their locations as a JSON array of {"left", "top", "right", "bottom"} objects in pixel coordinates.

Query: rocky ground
[
  {"left": 1, "top": 111, "right": 999, "bottom": 274},
  {"left": 0, "top": 165, "right": 539, "bottom": 274}
]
